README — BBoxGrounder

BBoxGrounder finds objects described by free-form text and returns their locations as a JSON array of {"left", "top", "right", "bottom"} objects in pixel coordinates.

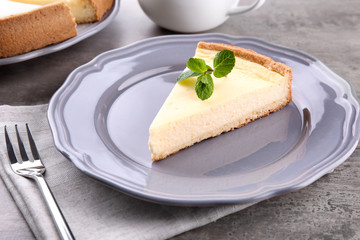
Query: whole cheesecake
[
  {"left": 0, "top": 0, "right": 77, "bottom": 58},
  {"left": 148, "top": 41, "right": 293, "bottom": 161}
]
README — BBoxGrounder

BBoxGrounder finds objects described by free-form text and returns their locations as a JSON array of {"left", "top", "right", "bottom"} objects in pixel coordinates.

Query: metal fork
[{"left": 4, "top": 124, "right": 75, "bottom": 240}]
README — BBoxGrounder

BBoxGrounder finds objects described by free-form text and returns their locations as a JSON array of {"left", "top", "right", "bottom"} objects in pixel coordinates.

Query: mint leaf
[
  {"left": 195, "top": 73, "right": 214, "bottom": 100},
  {"left": 213, "top": 49, "right": 235, "bottom": 78},
  {"left": 187, "top": 58, "right": 208, "bottom": 73},
  {"left": 177, "top": 69, "right": 201, "bottom": 82}
]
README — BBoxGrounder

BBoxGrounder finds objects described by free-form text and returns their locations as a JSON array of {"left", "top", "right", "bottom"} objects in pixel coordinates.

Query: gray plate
[
  {"left": 47, "top": 34, "right": 360, "bottom": 206},
  {"left": 0, "top": 0, "right": 120, "bottom": 65}
]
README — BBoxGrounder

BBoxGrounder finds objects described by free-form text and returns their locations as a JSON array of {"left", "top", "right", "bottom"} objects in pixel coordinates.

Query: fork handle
[{"left": 33, "top": 174, "right": 75, "bottom": 240}]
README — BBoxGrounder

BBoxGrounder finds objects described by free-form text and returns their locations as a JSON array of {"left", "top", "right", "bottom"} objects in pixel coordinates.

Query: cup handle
[{"left": 227, "top": 0, "right": 266, "bottom": 15}]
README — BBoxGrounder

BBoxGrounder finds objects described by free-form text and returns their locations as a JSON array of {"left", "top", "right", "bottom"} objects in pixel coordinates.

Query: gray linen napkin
[{"left": 0, "top": 104, "right": 256, "bottom": 240}]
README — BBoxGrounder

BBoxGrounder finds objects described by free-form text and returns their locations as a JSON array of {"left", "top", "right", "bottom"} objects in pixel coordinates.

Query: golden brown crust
[
  {"left": 0, "top": 2, "right": 77, "bottom": 58},
  {"left": 89, "top": 0, "right": 114, "bottom": 22},
  {"left": 197, "top": 41, "right": 293, "bottom": 103}
]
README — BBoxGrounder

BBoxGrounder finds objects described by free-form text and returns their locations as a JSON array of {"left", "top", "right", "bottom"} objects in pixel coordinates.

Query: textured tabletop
[{"left": 0, "top": 0, "right": 359, "bottom": 239}]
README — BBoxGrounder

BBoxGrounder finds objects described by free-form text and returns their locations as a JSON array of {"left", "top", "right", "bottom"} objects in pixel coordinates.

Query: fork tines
[{"left": 4, "top": 124, "right": 40, "bottom": 164}]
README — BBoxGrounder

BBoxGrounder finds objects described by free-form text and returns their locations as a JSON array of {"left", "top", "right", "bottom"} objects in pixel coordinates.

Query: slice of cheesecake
[
  {"left": 11, "top": 0, "right": 114, "bottom": 23},
  {"left": 0, "top": 0, "right": 77, "bottom": 58},
  {"left": 148, "top": 41, "right": 292, "bottom": 161}
]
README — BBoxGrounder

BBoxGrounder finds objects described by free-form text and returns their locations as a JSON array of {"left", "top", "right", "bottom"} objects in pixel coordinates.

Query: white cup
[{"left": 138, "top": 0, "right": 266, "bottom": 33}]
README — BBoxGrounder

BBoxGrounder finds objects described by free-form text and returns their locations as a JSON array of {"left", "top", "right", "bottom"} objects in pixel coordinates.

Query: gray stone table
[{"left": 0, "top": 0, "right": 359, "bottom": 239}]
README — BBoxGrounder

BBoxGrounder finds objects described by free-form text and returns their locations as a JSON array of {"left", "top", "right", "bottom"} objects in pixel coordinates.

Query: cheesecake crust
[{"left": 0, "top": 2, "right": 77, "bottom": 58}]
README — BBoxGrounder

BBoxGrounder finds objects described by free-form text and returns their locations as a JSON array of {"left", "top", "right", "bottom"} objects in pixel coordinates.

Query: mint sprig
[{"left": 177, "top": 49, "right": 235, "bottom": 100}]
